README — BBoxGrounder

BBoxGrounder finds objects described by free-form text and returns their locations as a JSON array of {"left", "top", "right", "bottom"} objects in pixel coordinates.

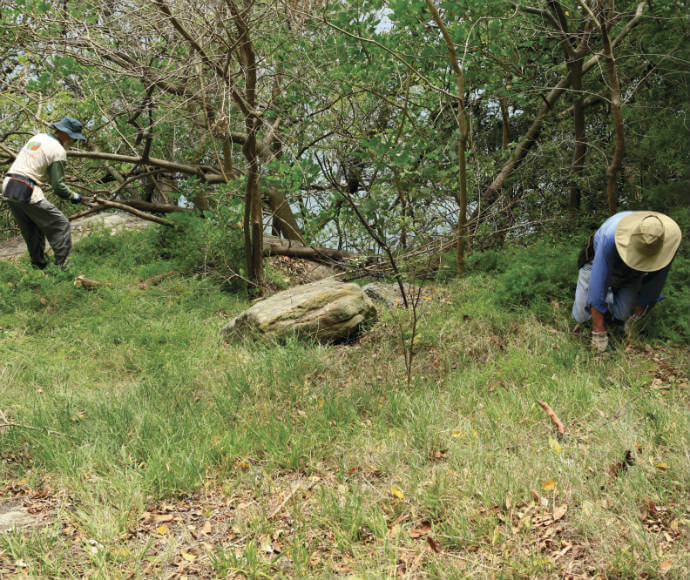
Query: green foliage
[
  {"left": 152, "top": 209, "right": 246, "bottom": 291},
  {"left": 462, "top": 241, "right": 577, "bottom": 315}
]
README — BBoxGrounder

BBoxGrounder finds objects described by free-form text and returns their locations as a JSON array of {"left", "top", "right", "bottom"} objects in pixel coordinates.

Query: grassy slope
[{"left": 0, "top": 228, "right": 688, "bottom": 579}]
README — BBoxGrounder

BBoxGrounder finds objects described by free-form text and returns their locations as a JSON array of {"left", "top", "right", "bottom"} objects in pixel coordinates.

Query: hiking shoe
[{"left": 57, "top": 259, "right": 72, "bottom": 272}]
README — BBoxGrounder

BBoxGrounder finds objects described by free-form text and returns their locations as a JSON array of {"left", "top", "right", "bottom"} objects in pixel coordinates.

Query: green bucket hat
[
  {"left": 51, "top": 116, "right": 86, "bottom": 141},
  {"left": 614, "top": 211, "right": 682, "bottom": 272}
]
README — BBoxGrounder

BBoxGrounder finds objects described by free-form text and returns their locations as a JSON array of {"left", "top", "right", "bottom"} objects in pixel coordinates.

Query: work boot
[{"left": 57, "top": 259, "right": 72, "bottom": 273}]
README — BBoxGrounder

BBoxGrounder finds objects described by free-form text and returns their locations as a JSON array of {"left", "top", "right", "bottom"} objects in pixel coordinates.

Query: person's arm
[
  {"left": 591, "top": 307, "right": 606, "bottom": 332},
  {"left": 48, "top": 160, "right": 81, "bottom": 201},
  {"left": 587, "top": 232, "right": 616, "bottom": 352},
  {"left": 586, "top": 237, "right": 616, "bottom": 322}
]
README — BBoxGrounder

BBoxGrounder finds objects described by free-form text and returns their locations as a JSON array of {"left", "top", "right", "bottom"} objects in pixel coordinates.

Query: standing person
[
  {"left": 572, "top": 211, "right": 682, "bottom": 352},
  {"left": 2, "top": 117, "right": 86, "bottom": 270}
]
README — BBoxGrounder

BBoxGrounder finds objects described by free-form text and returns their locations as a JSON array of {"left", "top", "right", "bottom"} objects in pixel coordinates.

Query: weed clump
[
  {"left": 466, "top": 240, "right": 576, "bottom": 315},
  {"left": 151, "top": 209, "right": 246, "bottom": 291}
]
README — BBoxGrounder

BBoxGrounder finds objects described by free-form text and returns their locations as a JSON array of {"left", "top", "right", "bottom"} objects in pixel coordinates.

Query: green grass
[{"left": 0, "top": 227, "right": 688, "bottom": 578}]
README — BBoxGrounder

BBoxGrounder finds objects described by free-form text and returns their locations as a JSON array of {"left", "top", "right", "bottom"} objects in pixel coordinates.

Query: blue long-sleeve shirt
[{"left": 588, "top": 212, "right": 672, "bottom": 314}]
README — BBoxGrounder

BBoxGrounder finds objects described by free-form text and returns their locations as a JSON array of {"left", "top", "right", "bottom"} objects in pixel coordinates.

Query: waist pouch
[{"left": 3, "top": 176, "right": 34, "bottom": 202}]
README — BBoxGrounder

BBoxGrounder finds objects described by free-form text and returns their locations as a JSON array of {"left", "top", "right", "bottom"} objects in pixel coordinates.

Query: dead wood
[
  {"left": 262, "top": 235, "right": 358, "bottom": 266},
  {"left": 138, "top": 270, "right": 178, "bottom": 290},
  {"left": 537, "top": 400, "right": 566, "bottom": 435},
  {"left": 119, "top": 199, "right": 185, "bottom": 214},
  {"left": 74, "top": 275, "right": 109, "bottom": 289},
  {"left": 90, "top": 197, "right": 175, "bottom": 226}
]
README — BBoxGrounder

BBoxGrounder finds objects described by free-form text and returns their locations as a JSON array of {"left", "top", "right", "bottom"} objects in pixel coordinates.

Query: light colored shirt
[{"left": 4, "top": 133, "right": 77, "bottom": 203}]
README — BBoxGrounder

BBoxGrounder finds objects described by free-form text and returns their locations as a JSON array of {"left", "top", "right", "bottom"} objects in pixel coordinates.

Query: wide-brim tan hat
[{"left": 615, "top": 211, "right": 681, "bottom": 272}]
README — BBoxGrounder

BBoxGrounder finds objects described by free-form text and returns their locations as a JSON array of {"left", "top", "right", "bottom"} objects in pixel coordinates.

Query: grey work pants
[{"left": 6, "top": 198, "right": 72, "bottom": 268}]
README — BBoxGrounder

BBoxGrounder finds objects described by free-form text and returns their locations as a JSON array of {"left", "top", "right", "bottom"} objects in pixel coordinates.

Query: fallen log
[
  {"left": 74, "top": 275, "right": 110, "bottom": 289},
  {"left": 262, "top": 235, "right": 359, "bottom": 266},
  {"left": 119, "top": 199, "right": 185, "bottom": 214},
  {"left": 89, "top": 196, "right": 175, "bottom": 226}
]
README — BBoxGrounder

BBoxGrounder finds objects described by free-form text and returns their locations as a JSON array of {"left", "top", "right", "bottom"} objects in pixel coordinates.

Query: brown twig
[
  {"left": 138, "top": 270, "right": 178, "bottom": 290},
  {"left": 0, "top": 422, "right": 64, "bottom": 437},
  {"left": 89, "top": 197, "right": 175, "bottom": 226},
  {"left": 267, "top": 478, "right": 319, "bottom": 521},
  {"left": 537, "top": 400, "right": 566, "bottom": 435}
]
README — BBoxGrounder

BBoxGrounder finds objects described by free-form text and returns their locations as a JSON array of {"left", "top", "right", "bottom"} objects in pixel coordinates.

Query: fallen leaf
[
  {"left": 409, "top": 523, "right": 432, "bottom": 538},
  {"left": 548, "top": 437, "right": 562, "bottom": 455},
  {"left": 426, "top": 536, "right": 440, "bottom": 553},
  {"left": 582, "top": 501, "right": 594, "bottom": 517},
  {"left": 156, "top": 525, "right": 169, "bottom": 535},
  {"left": 659, "top": 559, "right": 673, "bottom": 573},
  {"left": 391, "top": 485, "right": 405, "bottom": 500},
  {"left": 553, "top": 504, "right": 568, "bottom": 521},
  {"left": 656, "top": 462, "right": 670, "bottom": 471},
  {"left": 153, "top": 514, "right": 174, "bottom": 523},
  {"left": 180, "top": 551, "right": 197, "bottom": 562},
  {"left": 542, "top": 480, "right": 555, "bottom": 492},
  {"left": 200, "top": 520, "right": 213, "bottom": 535}
]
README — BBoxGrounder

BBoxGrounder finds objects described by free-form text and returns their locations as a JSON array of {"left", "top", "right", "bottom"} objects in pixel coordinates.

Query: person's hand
[
  {"left": 591, "top": 331, "right": 609, "bottom": 353},
  {"left": 71, "top": 193, "right": 82, "bottom": 204},
  {"left": 624, "top": 306, "right": 648, "bottom": 336}
]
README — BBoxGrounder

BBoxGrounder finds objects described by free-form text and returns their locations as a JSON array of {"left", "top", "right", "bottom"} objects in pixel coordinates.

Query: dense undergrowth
[{"left": 0, "top": 219, "right": 688, "bottom": 579}]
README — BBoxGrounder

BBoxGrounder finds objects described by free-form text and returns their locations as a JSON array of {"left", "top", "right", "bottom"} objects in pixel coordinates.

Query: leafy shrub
[
  {"left": 152, "top": 206, "right": 246, "bottom": 291},
  {"left": 492, "top": 241, "right": 578, "bottom": 313},
  {"left": 74, "top": 223, "right": 157, "bottom": 269},
  {"left": 643, "top": 207, "right": 689, "bottom": 343}
]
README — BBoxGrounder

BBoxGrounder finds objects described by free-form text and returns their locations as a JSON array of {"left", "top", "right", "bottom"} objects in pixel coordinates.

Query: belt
[{"left": 7, "top": 173, "right": 36, "bottom": 187}]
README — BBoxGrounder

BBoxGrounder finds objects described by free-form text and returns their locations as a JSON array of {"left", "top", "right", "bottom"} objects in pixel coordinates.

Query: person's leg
[
  {"left": 22, "top": 200, "right": 72, "bottom": 265},
  {"left": 7, "top": 200, "right": 48, "bottom": 268},
  {"left": 572, "top": 263, "right": 592, "bottom": 323},
  {"left": 609, "top": 284, "right": 639, "bottom": 322}
]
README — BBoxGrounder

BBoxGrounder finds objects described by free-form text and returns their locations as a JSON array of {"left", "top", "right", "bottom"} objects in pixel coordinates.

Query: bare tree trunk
[
  {"left": 425, "top": 0, "right": 469, "bottom": 275},
  {"left": 600, "top": 5, "right": 624, "bottom": 215},
  {"left": 229, "top": 0, "right": 263, "bottom": 290},
  {"left": 569, "top": 56, "right": 587, "bottom": 213},
  {"left": 499, "top": 96, "right": 511, "bottom": 149},
  {"left": 266, "top": 188, "right": 305, "bottom": 244}
]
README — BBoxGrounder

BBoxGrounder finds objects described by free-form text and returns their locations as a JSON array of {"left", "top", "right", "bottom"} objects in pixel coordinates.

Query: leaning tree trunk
[
  {"left": 600, "top": 6, "right": 624, "bottom": 215},
  {"left": 473, "top": 2, "right": 645, "bottom": 223},
  {"left": 426, "top": 0, "right": 469, "bottom": 275},
  {"left": 230, "top": 0, "right": 264, "bottom": 289},
  {"left": 568, "top": 56, "right": 587, "bottom": 214}
]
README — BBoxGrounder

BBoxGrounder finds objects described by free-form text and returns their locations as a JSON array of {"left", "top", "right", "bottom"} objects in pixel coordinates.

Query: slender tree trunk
[
  {"left": 425, "top": 0, "right": 469, "bottom": 275},
  {"left": 600, "top": 8, "right": 624, "bottom": 215},
  {"left": 499, "top": 97, "right": 511, "bottom": 149},
  {"left": 230, "top": 0, "right": 263, "bottom": 289},
  {"left": 568, "top": 56, "right": 587, "bottom": 213}
]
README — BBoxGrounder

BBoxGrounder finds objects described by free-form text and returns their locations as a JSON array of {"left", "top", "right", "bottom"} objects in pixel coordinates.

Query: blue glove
[{"left": 71, "top": 194, "right": 82, "bottom": 204}]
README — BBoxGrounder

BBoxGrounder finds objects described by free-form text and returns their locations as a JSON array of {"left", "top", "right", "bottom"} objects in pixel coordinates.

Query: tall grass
[{"left": 0, "top": 224, "right": 688, "bottom": 578}]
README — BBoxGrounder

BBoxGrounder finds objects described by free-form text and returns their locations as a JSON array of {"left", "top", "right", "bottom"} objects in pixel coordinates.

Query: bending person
[
  {"left": 572, "top": 211, "right": 682, "bottom": 352},
  {"left": 2, "top": 116, "right": 86, "bottom": 270}
]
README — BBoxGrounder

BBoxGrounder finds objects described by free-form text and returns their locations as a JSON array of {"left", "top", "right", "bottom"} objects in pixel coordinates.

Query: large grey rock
[
  {"left": 0, "top": 502, "right": 44, "bottom": 533},
  {"left": 223, "top": 279, "right": 377, "bottom": 343},
  {"left": 362, "top": 282, "right": 411, "bottom": 309}
]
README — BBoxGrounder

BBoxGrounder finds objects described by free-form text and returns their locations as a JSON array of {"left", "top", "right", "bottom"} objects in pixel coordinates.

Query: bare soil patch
[{"left": 0, "top": 212, "right": 151, "bottom": 262}]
